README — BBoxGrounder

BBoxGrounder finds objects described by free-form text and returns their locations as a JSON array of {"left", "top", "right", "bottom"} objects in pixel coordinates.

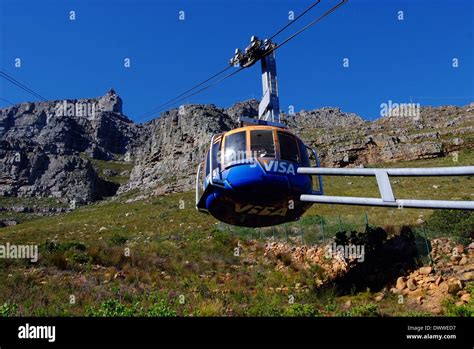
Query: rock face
[
  {"left": 119, "top": 103, "right": 245, "bottom": 195},
  {"left": 0, "top": 89, "right": 140, "bottom": 203},
  {"left": 1, "top": 92, "right": 473, "bottom": 200},
  {"left": 286, "top": 104, "right": 474, "bottom": 167}
]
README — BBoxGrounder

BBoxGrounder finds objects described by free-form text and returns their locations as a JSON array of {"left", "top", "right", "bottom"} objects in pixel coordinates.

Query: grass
[
  {"left": 89, "top": 158, "right": 134, "bottom": 185},
  {"left": 305, "top": 149, "right": 474, "bottom": 227},
  {"left": 0, "top": 151, "right": 472, "bottom": 316}
]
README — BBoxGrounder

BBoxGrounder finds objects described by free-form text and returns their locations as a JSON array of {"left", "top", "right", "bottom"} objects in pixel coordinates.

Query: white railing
[{"left": 298, "top": 166, "right": 474, "bottom": 210}]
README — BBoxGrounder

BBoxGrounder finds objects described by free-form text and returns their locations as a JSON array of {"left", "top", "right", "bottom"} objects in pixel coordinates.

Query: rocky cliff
[
  {"left": 292, "top": 105, "right": 474, "bottom": 167},
  {"left": 1, "top": 91, "right": 473, "bottom": 202},
  {"left": 0, "top": 90, "right": 141, "bottom": 203}
]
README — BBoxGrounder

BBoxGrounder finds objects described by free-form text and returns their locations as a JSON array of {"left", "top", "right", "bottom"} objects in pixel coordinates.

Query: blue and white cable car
[{"left": 196, "top": 121, "right": 323, "bottom": 227}]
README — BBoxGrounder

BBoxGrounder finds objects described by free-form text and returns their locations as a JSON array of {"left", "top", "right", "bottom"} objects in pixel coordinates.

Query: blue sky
[{"left": 0, "top": 0, "right": 473, "bottom": 121}]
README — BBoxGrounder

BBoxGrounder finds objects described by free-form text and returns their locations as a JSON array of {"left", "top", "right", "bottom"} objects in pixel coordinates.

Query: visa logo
[
  {"left": 262, "top": 160, "right": 296, "bottom": 175},
  {"left": 235, "top": 203, "right": 287, "bottom": 216}
]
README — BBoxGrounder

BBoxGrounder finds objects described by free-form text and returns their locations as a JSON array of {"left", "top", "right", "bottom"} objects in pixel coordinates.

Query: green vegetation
[
  {"left": 86, "top": 298, "right": 177, "bottom": 317},
  {"left": 0, "top": 303, "right": 18, "bottom": 317},
  {"left": 424, "top": 210, "right": 473, "bottom": 243},
  {"left": 0, "top": 151, "right": 472, "bottom": 316},
  {"left": 442, "top": 285, "right": 474, "bottom": 317},
  {"left": 89, "top": 158, "right": 134, "bottom": 185}
]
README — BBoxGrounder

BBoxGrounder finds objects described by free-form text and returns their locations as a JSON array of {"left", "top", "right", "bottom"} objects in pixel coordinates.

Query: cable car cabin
[{"left": 196, "top": 124, "right": 323, "bottom": 227}]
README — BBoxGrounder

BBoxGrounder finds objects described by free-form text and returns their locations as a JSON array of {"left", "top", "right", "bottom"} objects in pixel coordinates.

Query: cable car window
[
  {"left": 298, "top": 139, "right": 310, "bottom": 166},
  {"left": 224, "top": 131, "right": 247, "bottom": 166},
  {"left": 250, "top": 130, "right": 275, "bottom": 158},
  {"left": 278, "top": 131, "right": 300, "bottom": 163},
  {"left": 205, "top": 149, "right": 210, "bottom": 175},
  {"left": 206, "top": 137, "right": 222, "bottom": 176}
]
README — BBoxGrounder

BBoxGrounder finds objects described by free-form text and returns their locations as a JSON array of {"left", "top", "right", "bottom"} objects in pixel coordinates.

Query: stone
[
  {"left": 435, "top": 276, "right": 443, "bottom": 286},
  {"left": 446, "top": 278, "right": 463, "bottom": 294},
  {"left": 459, "top": 256, "right": 468, "bottom": 265},
  {"left": 424, "top": 276, "right": 436, "bottom": 283},
  {"left": 460, "top": 294, "right": 470, "bottom": 303},
  {"left": 407, "top": 278, "right": 417, "bottom": 291},
  {"left": 419, "top": 266, "right": 433, "bottom": 275},
  {"left": 375, "top": 294, "right": 384, "bottom": 302},
  {"left": 409, "top": 289, "right": 424, "bottom": 298},
  {"left": 450, "top": 256, "right": 461, "bottom": 264},
  {"left": 396, "top": 277, "right": 407, "bottom": 290},
  {"left": 390, "top": 287, "right": 402, "bottom": 295},
  {"left": 439, "top": 282, "right": 449, "bottom": 293},
  {"left": 460, "top": 272, "right": 474, "bottom": 282}
]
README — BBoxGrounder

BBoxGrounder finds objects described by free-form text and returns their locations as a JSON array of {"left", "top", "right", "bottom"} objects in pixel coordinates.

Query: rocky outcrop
[
  {"left": 0, "top": 90, "right": 140, "bottom": 202},
  {"left": 119, "top": 103, "right": 241, "bottom": 195},
  {"left": 286, "top": 104, "right": 474, "bottom": 167}
]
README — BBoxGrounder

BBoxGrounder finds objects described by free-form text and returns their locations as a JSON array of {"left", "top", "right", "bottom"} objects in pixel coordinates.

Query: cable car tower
[{"left": 230, "top": 36, "right": 282, "bottom": 125}]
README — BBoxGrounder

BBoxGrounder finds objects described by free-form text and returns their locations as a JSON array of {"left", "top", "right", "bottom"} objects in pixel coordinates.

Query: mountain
[
  {"left": 0, "top": 90, "right": 141, "bottom": 203},
  {"left": 1, "top": 91, "right": 473, "bottom": 204}
]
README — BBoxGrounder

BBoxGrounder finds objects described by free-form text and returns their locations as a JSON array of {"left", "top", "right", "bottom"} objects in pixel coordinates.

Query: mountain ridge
[{"left": 1, "top": 91, "right": 473, "bottom": 204}]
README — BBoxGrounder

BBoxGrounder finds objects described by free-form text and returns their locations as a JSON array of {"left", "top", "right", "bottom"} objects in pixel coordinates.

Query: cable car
[
  {"left": 195, "top": 34, "right": 325, "bottom": 227},
  {"left": 196, "top": 121, "right": 323, "bottom": 227}
]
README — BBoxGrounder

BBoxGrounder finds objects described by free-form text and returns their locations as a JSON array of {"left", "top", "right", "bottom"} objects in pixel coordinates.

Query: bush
[
  {"left": 0, "top": 303, "right": 18, "bottom": 317},
  {"left": 443, "top": 301, "right": 474, "bottom": 317},
  {"left": 40, "top": 241, "right": 86, "bottom": 253},
  {"left": 109, "top": 235, "right": 128, "bottom": 246},
  {"left": 283, "top": 304, "right": 319, "bottom": 317},
  {"left": 87, "top": 298, "right": 177, "bottom": 317},
  {"left": 146, "top": 299, "right": 177, "bottom": 317},
  {"left": 86, "top": 299, "right": 141, "bottom": 317},
  {"left": 340, "top": 303, "right": 379, "bottom": 317},
  {"left": 424, "top": 210, "right": 473, "bottom": 243}
]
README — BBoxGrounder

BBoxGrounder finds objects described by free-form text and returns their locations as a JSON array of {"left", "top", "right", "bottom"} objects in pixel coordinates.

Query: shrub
[
  {"left": 40, "top": 241, "right": 86, "bottom": 253},
  {"left": 146, "top": 299, "right": 177, "bottom": 317},
  {"left": 49, "top": 252, "right": 68, "bottom": 270},
  {"left": 86, "top": 299, "right": 141, "bottom": 317},
  {"left": 87, "top": 298, "right": 177, "bottom": 317},
  {"left": 340, "top": 303, "right": 379, "bottom": 317},
  {"left": 443, "top": 300, "right": 474, "bottom": 317},
  {"left": 109, "top": 235, "right": 128, "bottom": 246},
  {"left": 424, "top": 210, "right": 473, "bottom": 243},
  {"left": 0, "top": 303, "right": 18, "bottom": 317},
  {"left": 283, "top": 304, "right": 319, "bottom": 317}
]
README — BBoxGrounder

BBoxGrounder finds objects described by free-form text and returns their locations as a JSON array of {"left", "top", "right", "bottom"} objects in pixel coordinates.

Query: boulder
[
  {"left": 396, "top": 277, "right": 407, "bottom": 290},
  {"left": 419, "top": 266, "right": 433, "bottom": 275},
  {"left": 407, "top": 278, "right": 417, "bottom": 291}
]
